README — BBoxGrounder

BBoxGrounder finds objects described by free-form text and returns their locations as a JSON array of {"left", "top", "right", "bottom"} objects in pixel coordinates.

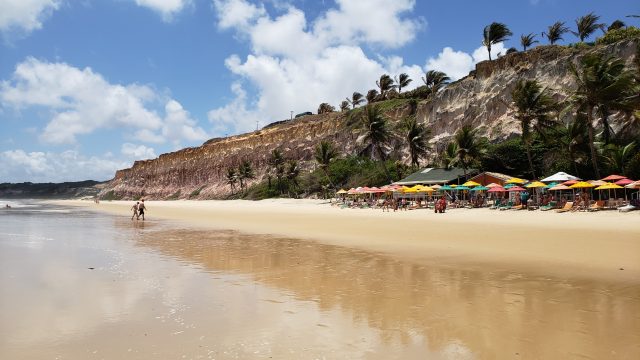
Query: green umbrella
[
  {"left": 455, "top": 186, "right": 470, "bottom": 191},
  {"left": 471, "top": 186, "right": 489, "bottom": 191},
  {"left": 439, "top": 185, "right": 454, "bottom": 191},
  {"left": 504, "top": 183, "right": 517, "bottom": 189},
  {"left": 545, "top": 182, "right": 558, "bottom": 188}
]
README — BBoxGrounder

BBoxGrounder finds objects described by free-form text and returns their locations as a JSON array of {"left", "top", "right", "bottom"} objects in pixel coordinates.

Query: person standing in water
[
  {"left": 138, "top": 199, "right": 147, "bottom": 220},
  {"left": 131, "top": 201, "right": 139, "bottom": 220}
]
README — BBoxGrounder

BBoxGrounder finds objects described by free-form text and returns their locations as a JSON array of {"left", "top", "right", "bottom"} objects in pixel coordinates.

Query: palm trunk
[
  {"left": 487, "top": 44, "right": 492, "bottom": 61},
  {"left": 525, "top": 144, "right": 537, "bottom": 179},
  {"left": 322, "top": 168, "right": 335, "bottom": 189},
  {"left": 377, "top": 145, "right": 392, "bottom": 183},
  {"left": 586, "top": 105, "right": 601, "bottom": 178}
]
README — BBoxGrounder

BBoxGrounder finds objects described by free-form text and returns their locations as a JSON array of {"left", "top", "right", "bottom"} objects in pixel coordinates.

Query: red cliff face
[{"left": 101, "top": 40, "right": 638, "bottom": 200}]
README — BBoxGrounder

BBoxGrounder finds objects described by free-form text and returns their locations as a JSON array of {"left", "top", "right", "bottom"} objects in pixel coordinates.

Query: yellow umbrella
[
  {"left": 525, "top": 181, "right": 547, "bottom": 188},
  {"left": 594, "top": 183, "right": 623, "bottom": 190},
  {"left": 402, "top": 186, "right": 417, "bottom": 193},
  {"left": 336, "top": 189, "right": 348, "bottom": 194},
  {"left": 462, "top": 180, "right": 481, "bottom": 187},
  {"left": 569, "top": 181, "right": 595, "bottom": 189},
  {"left": 506, "top": 177, "right": 527, "bottom": 184}
]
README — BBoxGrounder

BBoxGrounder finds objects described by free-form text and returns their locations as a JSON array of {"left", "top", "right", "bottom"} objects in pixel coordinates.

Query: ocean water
[{"left": 1, "top": 200, "right": 639, "bottom": 359}]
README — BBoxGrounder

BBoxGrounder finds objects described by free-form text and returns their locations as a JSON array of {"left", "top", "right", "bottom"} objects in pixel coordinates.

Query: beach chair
[
  {"left": 498, "top": 200, "right": 514, "bottom": 211},
  {"left": 489, "top": 198, "right": 502, "bottom": 210},
  {"left": 555, "top": 201, "right": 574, "bottom": 213},
  {"left": 587, "top": 200, "right": 605, "bottom": 212},
  {"left": 540, "top": 201, "right": 557, "bottom": 211}
]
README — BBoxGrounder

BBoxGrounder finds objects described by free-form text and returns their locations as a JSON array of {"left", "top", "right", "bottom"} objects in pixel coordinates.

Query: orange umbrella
[{"left": 601, "top": 174, "right": 626, "bottom": 181}]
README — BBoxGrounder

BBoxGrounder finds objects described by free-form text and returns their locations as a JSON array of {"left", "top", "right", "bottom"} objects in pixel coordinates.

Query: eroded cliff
[{"left": 101, "top": 39, "right": 638, "bottom": 200}]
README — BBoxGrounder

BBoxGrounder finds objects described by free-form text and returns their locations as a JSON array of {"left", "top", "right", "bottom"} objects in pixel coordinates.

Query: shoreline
[{"left": 54, "top": 199, "right": 640, "bottom": 283}]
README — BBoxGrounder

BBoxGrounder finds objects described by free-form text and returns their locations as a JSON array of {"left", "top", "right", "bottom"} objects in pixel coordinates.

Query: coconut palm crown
[{"left": 482, "top": 22, "right": 512, "bottom": 60}]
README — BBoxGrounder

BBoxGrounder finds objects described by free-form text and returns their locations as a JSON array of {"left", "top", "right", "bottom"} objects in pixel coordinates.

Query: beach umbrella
[
  {"left": 336, "top": 189, "right": 348, "bottom": 194},
  {"left": 455, "top": 186, "right": 470, "bottom": 191},
  {"left": 589, "top": 180, "right": 607, "bottom": 186},
  {"left": 486, "top": 183, "right": 502, "bottom": 188},
  {"left": 595, "top": 183, "right": 623, "bottom": 190},
  {"left": 525, "top": 181, "right": 546, "bottom": 188},
  {"left": 540, "top": 172, "right": 581, "bottom": 182},
  {"left": 462, "top": 180, "right": 481, "bottom": 187},
  {"left": 471, "top": 186, "right": 489, "bottom": 191},
  {"left": 615, "top": 178, "right": 633, "bottom": 186},
  {"left": 504, "top": 183, "right": 517, "bottom": 189},
  {"left": 439, "top": 185, "right": 454, "bottom": 191},
  {"left": 549, "top": 184, "right": 571, "bottom": 191},
  {"left": 430, "top": 184, "right": 442, "bottom": 189},
  {"left": 562, "top": 179, "right": 579, "bottom": 186},
  {"left": 569, "top": 181, "right": 595, "bottom": 189},
  {"left": 544, "top": 182, "right": 558, "bottom": 188},
  {"left": 506, "top": 177, "right": 527, "bottom": 184},
  {"left": 487, "top": 186, "right": 506, "bottom": 193},
  {"left": 601, "top": 174, "right": 626, "bottom": 182}
]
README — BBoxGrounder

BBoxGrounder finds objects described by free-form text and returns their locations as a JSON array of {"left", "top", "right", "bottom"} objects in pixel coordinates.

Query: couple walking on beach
[{"left": 130, "top": 199, "right": 147, "bottom": 220}]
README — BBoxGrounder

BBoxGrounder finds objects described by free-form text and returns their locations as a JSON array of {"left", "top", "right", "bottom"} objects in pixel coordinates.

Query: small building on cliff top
[{"left": 394, "top": 167, "right": 477, "bottom": 186}]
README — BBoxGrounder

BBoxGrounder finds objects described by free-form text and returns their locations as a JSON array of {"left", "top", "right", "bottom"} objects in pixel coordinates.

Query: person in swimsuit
[
  {"left": 138, "top": 199, "right": 146, "bottom": 220},
  {"left": 131, "top": 201, "right": 139, "bottom": 220}
]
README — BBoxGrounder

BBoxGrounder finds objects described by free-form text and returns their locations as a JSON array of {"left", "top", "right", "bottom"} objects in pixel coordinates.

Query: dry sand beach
[{"left": 59, "top": 199, "right": 640, "bottom": 283}]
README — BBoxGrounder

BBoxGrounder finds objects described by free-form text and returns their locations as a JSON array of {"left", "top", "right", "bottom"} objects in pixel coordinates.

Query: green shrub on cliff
[{"left": 596, "top": 26, "right": 640, "bottom": 45}]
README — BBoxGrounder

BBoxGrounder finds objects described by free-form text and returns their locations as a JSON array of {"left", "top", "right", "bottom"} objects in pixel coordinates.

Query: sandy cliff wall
[{"left": 101, "top": 40, "right": 638, "bottom": 199}]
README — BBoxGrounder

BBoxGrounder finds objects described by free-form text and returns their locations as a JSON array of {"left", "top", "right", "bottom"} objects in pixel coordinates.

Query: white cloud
[
  {"left": 0, "top": 57, "right": 208, "bottom": 146},
  {"left": 0, "top": 149, "right": 130, "bottom": 182},
  {"left": 133, "top": 0, "right": 192, "bottom": 21},
  {"left": 0, "top": 0, "right": 61, "bottom": 34},
  {"left": 214, "top": 0, "right": 265, "bottom": 31},
  {"left": 425, "top": 42, "right": 508, "bottom": 80},
  {"left": 209, "top": 0, "right": 425, "bottom": 134},
  {"left": 121, "top": 143, "right": 156, "bottom": 159}
]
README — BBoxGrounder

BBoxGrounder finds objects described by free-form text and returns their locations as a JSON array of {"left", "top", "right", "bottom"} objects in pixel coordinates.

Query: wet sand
[
  {"left": 2, "top": 206, "right": 639, "bottom": 359},
  {"left": 59, "top": 199, "right": 640, "bottom": 283}
]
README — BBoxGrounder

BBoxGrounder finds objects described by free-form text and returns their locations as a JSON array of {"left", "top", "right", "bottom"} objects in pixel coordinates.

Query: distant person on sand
[
  {"left": 138, "top": 199, "right": 147, "bottom": 220},
  {"left": 5, "top": 204, "right": 11, "bottom": 209},
  {"left": 131, "top": 201, "right": 139, "bottom": 220}
]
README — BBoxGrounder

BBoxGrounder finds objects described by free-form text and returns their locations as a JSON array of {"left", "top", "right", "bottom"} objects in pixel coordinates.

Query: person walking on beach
[
  {"left": 131, "top": 201, "right": 139, "bottom": 220},
  {"left": 138, "top": 199, "right": 147, "bottom": 220}
]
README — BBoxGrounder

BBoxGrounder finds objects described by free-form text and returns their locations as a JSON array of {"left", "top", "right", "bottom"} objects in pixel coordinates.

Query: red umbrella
[
  {"left": 487, "top": 186, "right": 506, "bottom": 192},
  {"left": 615, "top": 178, "right": 633, "bottom": 185},
  {"left": 601, "top": 174, "right": 627, "bottom": 181},
  {"left": 562, "top": 180, "right": 578, "bottom": 186}
]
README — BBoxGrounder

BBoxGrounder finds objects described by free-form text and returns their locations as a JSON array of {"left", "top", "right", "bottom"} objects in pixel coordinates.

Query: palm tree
[
  {"left": 357, "top": 106, "right": 393, "bottom": 181},
  {"left": 440, "top": 142, "right": 459, "bottom": 169},
  {"left": 339, "top": 100, "right": 350, "bottom": 112},
  {"left": 315, "top": 140, "right": 338, "bottom": 188},
  {"left": 603, "top": 142, "right": 636, "bottom": 175},
  {"left": 454, "top": 125, "right": 485, "bottom": 177},
  {"left": 317, "top": 103, "right": 335, "bottom": 114},
  {"left": 573, "top": 12, "right": 606, "bottom": 42},
  {"left": 520, "top": 33, "right": 538, "bottom": 51},
  {"left": 554, "top": 115, "right": 589, "bottom": 177},
  {"left": 510, "top": 79, "right": 557, "bottom": 178},
  {"left": 422, "top": 70, "right": 450, "bottom": 93},
  {"left": 269, "top": 149, "right": 285, "bottom": 194},
  {"left": 376, "top": 74, "right": 396, "bottom": 99},
  {"left": 285, "top": 160, "right": 301, "bottom": 196},
  {"left": 395, "top": 73, "right": 412, "bottom": 93},
  {"left": 401, "top": 116, "right": 430, "bottom": 167},
  {"left": 237, "top": 159, "right": 254, "bottom": 191},
  {"left": 483, "top": 22, "right": 512, "bottom": 61},
  {"left": 366, "top": 89, "right": 379, "bottom": 104},
  {"left": 569, "top": 53, "right": 637, "bottom": 178},
  {"left": 608, "top": 20, "right": 626, "bottom": 31},
  {"left": 543, "top": 21, "right": 569, "bottom": 44},
  {"left": 347, "top": 92, "right": 364, "bottom": 109},
  {"left": 225, "top": 167, "right": 237, "bottom": 194}
]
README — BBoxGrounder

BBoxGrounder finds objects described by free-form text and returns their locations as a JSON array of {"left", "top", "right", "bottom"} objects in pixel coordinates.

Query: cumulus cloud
[
  {"left": 209, "top": 0, "right": 425, "bottom": 134},
  {"left": 0, "top": 0, "right": 61, "bottom": 34},
  {"left": 0, "top": 57, "right": 208, "bottom": 146},
  {"left": 0, "top": 149, "right": 130, "bottom": 182},
  {"left": 121, "top": 143, "right": 156, "bottom": 159},
  {"left": 425, "top": 42, "right": 507, "bottom": 80},
  {"left": 133, "top": 0, "right": 192, "bottom": 21}
]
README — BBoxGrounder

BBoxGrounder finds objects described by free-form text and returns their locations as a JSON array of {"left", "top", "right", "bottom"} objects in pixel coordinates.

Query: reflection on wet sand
[{"left": 135, "top": 227, "right": 640, "bottom": 359}]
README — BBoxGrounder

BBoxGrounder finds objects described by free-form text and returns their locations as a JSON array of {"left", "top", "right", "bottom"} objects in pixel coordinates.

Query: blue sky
[{"left": 0, "top": 0, "right": 638, "bottom": 182}]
